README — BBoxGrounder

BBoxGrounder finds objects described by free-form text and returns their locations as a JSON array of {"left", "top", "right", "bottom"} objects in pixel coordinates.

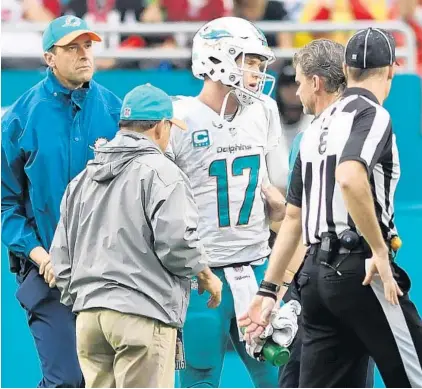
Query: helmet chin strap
[{"left": 219, "top": 89, "right": 239, "bottom": 120}]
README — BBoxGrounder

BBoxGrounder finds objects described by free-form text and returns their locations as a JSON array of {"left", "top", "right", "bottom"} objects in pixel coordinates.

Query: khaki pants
[{"left": 76, "top": 309, "right": 176, "bottom": 388}]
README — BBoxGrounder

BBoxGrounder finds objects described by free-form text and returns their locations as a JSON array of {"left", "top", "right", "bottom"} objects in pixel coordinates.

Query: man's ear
[
  {"left": 387, "top": 64, "right": 394, "bottom": 80},
  {"left": 343, "top": 63, "right": 348, "bottom": 79},
  {"left": 154, "top": 120, "right": 166, "bottom": 139},
  {"left": 44, "top": 52, "right": 55, "bottom": 68},
  {"left": 312, "top": 75, "right": 320, "bottom": 92}
]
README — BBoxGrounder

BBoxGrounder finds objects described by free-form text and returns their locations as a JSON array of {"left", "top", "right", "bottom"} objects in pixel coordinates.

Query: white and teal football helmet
[{"left": 192, "top": 17, "right": 276, "bottom": 107}]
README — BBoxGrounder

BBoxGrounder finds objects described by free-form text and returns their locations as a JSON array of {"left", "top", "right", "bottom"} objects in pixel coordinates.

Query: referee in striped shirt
[{"left": 240, "top": 28, "right": 422, "bottom": 387}]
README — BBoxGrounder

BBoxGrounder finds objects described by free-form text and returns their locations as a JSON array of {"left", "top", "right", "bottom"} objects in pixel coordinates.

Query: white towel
[
  {"left": 272, "top": 323, "right": 297, "bottom": 348},
  {"left": 244, "top": 300, "right": 302, "bottom": 360},
  {"left": 224, "top": 265, "right": 259, "bottom": 341},
  {"left": 271, "top": 300, "right": 301, "bottom": 347}
]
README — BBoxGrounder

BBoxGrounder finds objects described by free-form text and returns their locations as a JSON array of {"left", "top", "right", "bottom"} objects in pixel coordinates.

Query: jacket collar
[
  {"left": 343, "top": 87, "right": 380, "bottom": 104},
  {"left": 44, "top": 67, "right": 91, "bottom": 109},
  {"left": 118, "top": 130, "right": 163, "bottom": 153}
]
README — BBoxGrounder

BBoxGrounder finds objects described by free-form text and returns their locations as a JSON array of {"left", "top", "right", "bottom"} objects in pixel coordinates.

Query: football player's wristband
[{"left": 257, "top": 290, "right": 277, "bottom": 302}]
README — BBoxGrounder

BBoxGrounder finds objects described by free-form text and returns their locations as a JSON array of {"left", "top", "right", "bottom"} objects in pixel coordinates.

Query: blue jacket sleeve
[{"left": 1, "top": 116, "right": 42, "bottom": 258}]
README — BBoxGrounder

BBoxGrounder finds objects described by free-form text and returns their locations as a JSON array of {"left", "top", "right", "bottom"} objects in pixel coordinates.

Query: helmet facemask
[{"left": 231, "top": 51, "right": 276, "bottom": 106}]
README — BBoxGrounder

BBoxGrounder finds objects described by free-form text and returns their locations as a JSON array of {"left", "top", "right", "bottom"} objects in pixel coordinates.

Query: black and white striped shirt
[{"left": 287, "top": 87, "right": 400, "bottom": 246}]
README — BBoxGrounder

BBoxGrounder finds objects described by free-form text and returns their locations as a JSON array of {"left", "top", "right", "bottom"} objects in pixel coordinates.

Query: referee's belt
[{"left": 308, "top": 231, "right": 372, "bottom": 256}]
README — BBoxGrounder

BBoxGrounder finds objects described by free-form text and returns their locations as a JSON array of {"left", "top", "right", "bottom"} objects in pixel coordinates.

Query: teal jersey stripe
[{"left": 287, "top": 132, "right": 304, "bottom": 191}]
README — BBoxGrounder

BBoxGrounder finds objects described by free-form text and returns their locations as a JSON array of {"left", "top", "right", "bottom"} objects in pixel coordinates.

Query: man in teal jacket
[{"left": 1, "top": 15, "right": 121, "bottom": 387}]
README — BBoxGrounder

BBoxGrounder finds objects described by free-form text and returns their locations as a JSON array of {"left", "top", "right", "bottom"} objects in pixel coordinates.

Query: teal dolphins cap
[
  {"left": 120, "top": 84, "right": 187, "bottom": 130},
  {"left": 42, "top": 15, "right": 101, "bottom": 52}
]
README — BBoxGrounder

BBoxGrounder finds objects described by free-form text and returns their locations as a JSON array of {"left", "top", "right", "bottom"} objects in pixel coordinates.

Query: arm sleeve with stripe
[
  {"left": 339, "top": 106, "right": 392, "bottom": 174},
  {"left": 287, "top": 132, "right": 304, "bottom": 191},
  {"left": 286, "top": 150, "right": 303, "bottom": 208}
]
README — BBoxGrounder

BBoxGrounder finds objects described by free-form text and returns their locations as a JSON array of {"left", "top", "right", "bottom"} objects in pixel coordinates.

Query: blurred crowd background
[{"left": 2, "top": 0, "right": 422, "bottom": 74}]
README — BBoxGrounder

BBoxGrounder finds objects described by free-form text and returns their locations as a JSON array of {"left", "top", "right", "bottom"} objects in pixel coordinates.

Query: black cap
[{"left": 345, "top": 27, "right": 397, "bottom": 69}]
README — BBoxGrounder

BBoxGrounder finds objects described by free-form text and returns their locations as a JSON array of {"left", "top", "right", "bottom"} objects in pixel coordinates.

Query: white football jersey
[{"left": 167, "top": 95, "right": 284, "bottom": 267}]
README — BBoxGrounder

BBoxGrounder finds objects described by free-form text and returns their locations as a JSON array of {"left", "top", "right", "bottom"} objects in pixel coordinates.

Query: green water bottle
[
  {"left": 261, "top": 338, "right": 290, "bottom": 367},
  {"left": 241, "top": 328, "right": 290, "bottom": 367}
]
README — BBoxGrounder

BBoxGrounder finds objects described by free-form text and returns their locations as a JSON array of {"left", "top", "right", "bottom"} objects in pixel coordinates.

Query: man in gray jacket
[{"left": 50, "top": 84, "right": 222, "bottom": 388}]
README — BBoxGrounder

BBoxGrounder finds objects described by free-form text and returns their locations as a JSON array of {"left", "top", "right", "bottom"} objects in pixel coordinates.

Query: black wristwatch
[
  {"left": 259, "top": 280, "right": 280, "bottom": 293},
  {"left": 257, "top": 280, "right": 280, "bottom": 301}
]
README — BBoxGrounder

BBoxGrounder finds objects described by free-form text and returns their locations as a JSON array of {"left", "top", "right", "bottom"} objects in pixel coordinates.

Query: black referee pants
[
  {"left": 298, "top": 247, "right": 422, "bottom": 388},
  {"left": 279, "top": 271, "right": 375, "bottom": 388}
]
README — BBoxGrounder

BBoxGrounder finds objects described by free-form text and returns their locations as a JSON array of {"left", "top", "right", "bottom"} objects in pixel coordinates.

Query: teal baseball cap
[
  {"left": 120, "top": 84, "right": 187, "bottom": 130},
  {"left": 42, "top": 15, "right": 101, "bottom": 52}
]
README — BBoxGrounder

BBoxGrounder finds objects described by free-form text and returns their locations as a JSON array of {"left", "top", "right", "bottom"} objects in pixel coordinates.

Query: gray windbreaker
[{"left": 50, "top": 130, "right": 208, "bottom": 327}]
